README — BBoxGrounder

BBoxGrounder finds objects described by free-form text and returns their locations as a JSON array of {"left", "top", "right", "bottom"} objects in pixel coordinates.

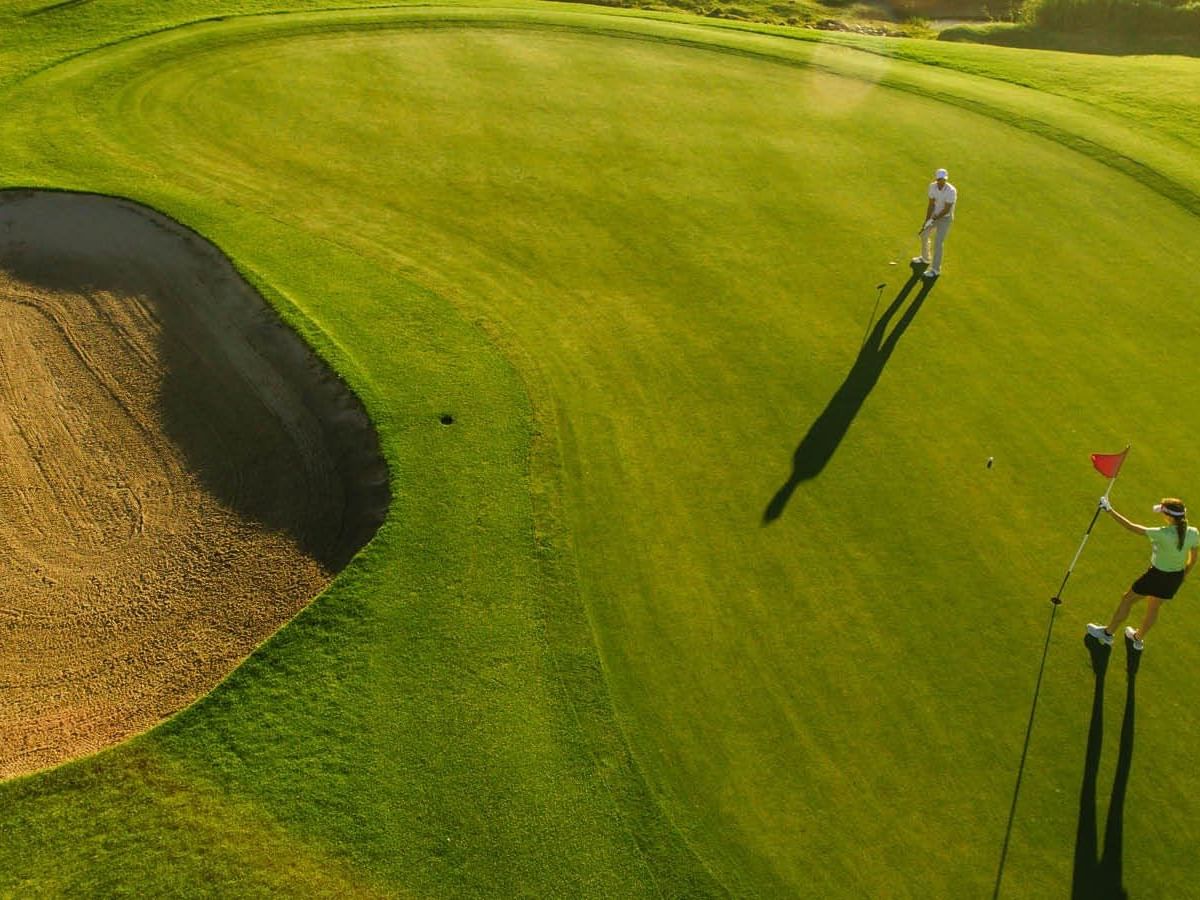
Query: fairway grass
[{"left": 2, "top": 4, "right": 1200, "bottom": 897}]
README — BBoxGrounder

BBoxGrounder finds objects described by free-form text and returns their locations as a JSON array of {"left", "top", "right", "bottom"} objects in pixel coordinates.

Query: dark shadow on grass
[
  {"left": 0, "top": 189, "right": 389, "bottom": 571},
  {"left": 993, "top": 601, "right": 1058, "bottom": 900},
  {"left": 1072, "top": 635, "right": 1139, "bottom": 900},
  {"left": 763, "top": 265, "right": 935, "bottom": 523},
  {"left": 22, "top": 0, "right": 92, "bottom": 17}
]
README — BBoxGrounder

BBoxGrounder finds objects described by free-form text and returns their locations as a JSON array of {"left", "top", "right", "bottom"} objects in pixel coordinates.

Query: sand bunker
[{"left": 0, "top": 190, "right": 389, "bottom": 779}]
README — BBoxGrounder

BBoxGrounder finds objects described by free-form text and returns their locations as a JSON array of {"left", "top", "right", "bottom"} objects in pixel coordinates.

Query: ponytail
[{"left": 1161, "top": 498, "right": 1188, "bottom": 549}]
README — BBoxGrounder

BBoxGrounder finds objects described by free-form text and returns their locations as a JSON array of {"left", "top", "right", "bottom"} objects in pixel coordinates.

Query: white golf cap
[{"left": 934, "top": 168, "right": 948, "bottom": 180}]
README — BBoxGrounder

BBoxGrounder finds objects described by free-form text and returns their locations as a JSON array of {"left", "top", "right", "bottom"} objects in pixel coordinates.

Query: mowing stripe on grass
[{"left": 2, "top": 5, "right": 1199, "bottom": 897}]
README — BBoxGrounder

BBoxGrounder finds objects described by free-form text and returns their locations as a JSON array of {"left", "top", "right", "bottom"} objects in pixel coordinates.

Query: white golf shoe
[
  {"left": 911, "top": 256, "right": 929, "bottom": 265},
  {"left": 1086, "top": 623, "right": 1113, "bottom": 646},
  {"left": 923, "top": 268, "right": 940, "bottom": 278},
  {"left": 1125, "top": 626, "right": 1144, "bottom": 651}
]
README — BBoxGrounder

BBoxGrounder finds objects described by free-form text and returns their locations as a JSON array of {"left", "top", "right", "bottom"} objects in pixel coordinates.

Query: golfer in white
[{"left": 914, "top": 168, "right": 956, "bottom": 277}]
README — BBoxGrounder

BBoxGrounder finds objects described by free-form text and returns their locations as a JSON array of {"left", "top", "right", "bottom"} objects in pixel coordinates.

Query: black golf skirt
[{"left": 1131, "top": 566, "right": 1186, "bottom": 599}]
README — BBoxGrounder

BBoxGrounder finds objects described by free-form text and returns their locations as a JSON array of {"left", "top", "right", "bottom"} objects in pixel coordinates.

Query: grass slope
[{"left": 1, "top": 4, "right": 1200, "bottom": 898}]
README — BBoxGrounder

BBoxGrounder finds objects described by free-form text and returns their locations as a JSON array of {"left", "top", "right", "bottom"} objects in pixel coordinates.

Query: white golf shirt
[{"left": 929, "top": 181, "right": 957, "bottom": 219}]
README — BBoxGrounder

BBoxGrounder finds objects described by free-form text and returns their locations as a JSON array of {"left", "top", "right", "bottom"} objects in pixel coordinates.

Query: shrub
[{"left": 1022, "top": 0, "right": 1200, "bottom": 36}]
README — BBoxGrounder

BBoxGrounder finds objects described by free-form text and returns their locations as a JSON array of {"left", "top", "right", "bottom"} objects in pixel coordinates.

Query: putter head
[{"left": 875, "top": 282, "right": 886, "bottom": 290}]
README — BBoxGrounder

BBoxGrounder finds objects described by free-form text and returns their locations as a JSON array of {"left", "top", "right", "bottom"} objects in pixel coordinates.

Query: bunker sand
[{"left": 0, "top": 191, "right": 388, "bottom": 779}]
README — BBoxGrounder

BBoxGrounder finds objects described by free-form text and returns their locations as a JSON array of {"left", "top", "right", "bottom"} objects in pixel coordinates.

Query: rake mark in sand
[{"left": 0, "top": 190, "right": 389, "bottom": 779}]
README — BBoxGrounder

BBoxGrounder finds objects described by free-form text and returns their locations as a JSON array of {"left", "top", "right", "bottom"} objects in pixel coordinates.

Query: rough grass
[
  {"left": 2, "top": 4, "right": 1200, "bottom": 898},
  {"left": 940, "top": 18, "right": 1200, "bottom": 56},
  {"left": 940, "top": 0, "right": 1200, "bottom": 55},
  {"left": 558, "top": 0, "right": 937, "bottom": 35}
]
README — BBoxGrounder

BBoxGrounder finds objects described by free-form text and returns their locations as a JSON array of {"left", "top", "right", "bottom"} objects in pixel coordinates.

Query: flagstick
[{"left": 1051, "top": 444, "right": 1130, "bottom": 605}]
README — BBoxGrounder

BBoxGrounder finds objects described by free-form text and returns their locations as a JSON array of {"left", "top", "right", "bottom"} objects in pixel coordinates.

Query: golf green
[{"left": 2, "top": 5, "right": 1200, "bottom": 897}]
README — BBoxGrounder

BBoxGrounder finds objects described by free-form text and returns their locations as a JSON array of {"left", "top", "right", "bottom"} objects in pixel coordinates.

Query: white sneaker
[
  {"left": 1086, "top": 623, "right": 1113, "bottom": 646},
  {"left": 923, "top": 269, "right": 939, "bottom": 278},
  {"left": 911, "top": 256, "right": 929, "bottom": 265},
  {"left": 1125, "top": 626, "right": 1144, "bottom": 651}
]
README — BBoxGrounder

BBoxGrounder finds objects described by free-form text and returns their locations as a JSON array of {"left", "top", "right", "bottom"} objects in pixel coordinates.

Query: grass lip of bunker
[{"left": 0, "top": 188, "right": 389, "bottom": 780}]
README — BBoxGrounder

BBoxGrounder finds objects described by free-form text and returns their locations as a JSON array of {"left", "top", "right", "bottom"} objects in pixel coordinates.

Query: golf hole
[{"left": 440, "top": 414, "right": 455, "bottom": 426}]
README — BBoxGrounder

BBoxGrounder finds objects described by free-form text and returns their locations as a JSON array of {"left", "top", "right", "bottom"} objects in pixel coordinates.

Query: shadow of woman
[
  {"left": 763, "top": 269, "right": 936, "bottom": 524},
  {"left": 1073, "top": 635, "right": 1140, "bottom": 900}
]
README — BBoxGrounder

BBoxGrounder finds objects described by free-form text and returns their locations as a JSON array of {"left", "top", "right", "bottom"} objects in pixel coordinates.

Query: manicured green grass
[{"left": 2, "top": 4, "right": 1200, "bottom": 898}]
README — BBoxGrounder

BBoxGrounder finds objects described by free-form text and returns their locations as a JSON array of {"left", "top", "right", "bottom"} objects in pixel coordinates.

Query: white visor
[{"left": 1153, "top": 503, "right": 1186, "bottom": 517}]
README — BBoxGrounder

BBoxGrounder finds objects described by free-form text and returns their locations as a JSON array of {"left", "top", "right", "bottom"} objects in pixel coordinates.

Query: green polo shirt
[{"left": 1147, "top": 524, "right": 1200, "bottom": 572}]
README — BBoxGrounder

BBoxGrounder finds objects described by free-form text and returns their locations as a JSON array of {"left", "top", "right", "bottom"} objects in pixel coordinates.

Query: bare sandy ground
[{"left": 0, "top": 190, "right": 389, "bottom": 779}]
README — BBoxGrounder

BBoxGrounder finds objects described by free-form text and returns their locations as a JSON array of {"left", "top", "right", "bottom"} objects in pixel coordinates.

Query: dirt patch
[{"left": 0, "top": 190, "right": 389, "bottom": 779}]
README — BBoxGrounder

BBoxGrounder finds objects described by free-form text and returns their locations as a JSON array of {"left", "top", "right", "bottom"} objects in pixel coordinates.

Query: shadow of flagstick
[
  {"left": 992, "top": 602, "right": 1059, "bottom": 900},
  {"left": 763, "top": 270, "right": 935, "bottom": 524}
]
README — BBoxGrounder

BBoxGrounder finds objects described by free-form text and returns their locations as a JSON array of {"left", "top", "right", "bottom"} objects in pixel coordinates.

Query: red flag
[{"left": 1091, "top": 449, "right": 1128, "bottom": 479}]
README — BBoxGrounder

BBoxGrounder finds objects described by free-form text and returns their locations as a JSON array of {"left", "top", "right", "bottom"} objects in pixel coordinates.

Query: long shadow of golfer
[
  {"left": 1072, "top": 636, "right": 1139, "bottom": 900},
  {"left": 763, "top": 266, "right": 936, "bottom": 523}
]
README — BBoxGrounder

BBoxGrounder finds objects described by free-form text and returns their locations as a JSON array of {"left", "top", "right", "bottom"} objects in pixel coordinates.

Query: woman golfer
[{"left": 1087, "top": 497, "right": 1199, "bottom": 651}]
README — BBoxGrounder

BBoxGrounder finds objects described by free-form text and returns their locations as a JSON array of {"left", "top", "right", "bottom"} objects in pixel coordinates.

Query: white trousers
[{"left": 919, "top": 218, "right": 953, "bottom": 272}]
